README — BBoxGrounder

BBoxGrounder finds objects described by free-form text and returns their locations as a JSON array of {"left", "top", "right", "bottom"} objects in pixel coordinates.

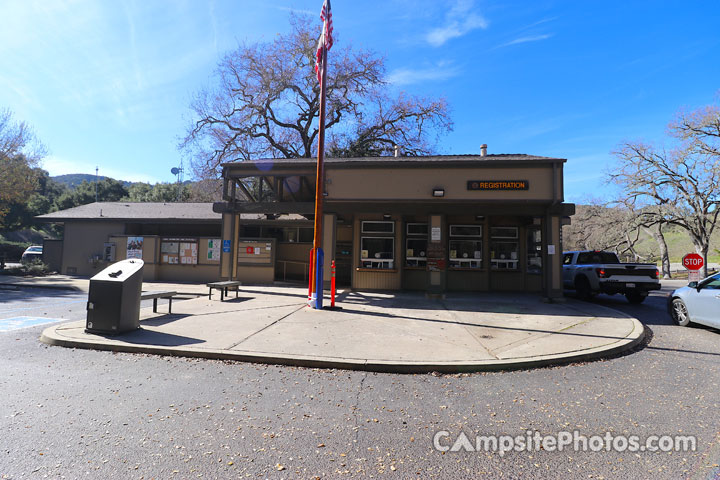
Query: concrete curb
[{"left": 40, "top": 316, "right": 645, "bottom": 374}]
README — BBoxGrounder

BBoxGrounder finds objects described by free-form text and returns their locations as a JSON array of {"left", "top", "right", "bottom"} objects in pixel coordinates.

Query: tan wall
[
  {"left": 328, "top": 167, "right": 554, "bottom": 201},
  {"left": 62, "top": 221, "right": 125, "bottom": 276},
  {"left": 109, "top": 235, "right": 222, "bottom": 283},
  {"left": 236, "top": 265, "right": 274, "bottom": 283},
  {"left": 158, "top": 264, "right": 219, "bottom": 283},
  {"left": 42, "top": 239, "right": 63, "bottom": 273}
]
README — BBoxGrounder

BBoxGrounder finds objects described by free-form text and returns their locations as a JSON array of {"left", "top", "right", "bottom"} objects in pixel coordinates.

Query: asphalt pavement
[{"left": 1, "top": 278, "right": 720, "bottom": 478}]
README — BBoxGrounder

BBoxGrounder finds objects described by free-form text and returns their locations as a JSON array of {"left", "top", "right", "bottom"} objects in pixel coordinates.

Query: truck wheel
[
  {"left": 625, "top": 292, "right": 646, "bottom": 304},
  {"left": 574, "top": 277, "right": 592, "bottom": 301},
  {"left": 671, "top": 298, "right": 691, "bottom": 326}
]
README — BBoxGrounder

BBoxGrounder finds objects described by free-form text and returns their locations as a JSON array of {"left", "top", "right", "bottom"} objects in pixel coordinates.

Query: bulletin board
[
  {"left": 161, "top": 240, "right": 180, "bottom": 264},
  {"left": 179, "top": 241, "right": 198, "bottom": 265},
  {"left": 206, "top": 239, "right": 221, "bottom": 262},
  {"left": 237, "top": 239, "right": 274, "bottom": 266}
]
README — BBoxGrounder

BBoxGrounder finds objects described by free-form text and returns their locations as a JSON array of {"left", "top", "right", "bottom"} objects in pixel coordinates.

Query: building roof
[
  {"left": 221, "top": 153, "right": 566, "bottom": 171},
  {"left": 36, "top": 202, "right": 221, "bottom": 222},
  {"left": 36, "top": 202, "right": 310, "bottom": 223}
]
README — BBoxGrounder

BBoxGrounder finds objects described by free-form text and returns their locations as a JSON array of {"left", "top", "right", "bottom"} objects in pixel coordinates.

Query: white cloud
[
  {"left": 387, "top": 64, "right": 462, "bottom": 86},
  {"left": 497, "top": 34, "right": 553, "bottom": 48},
  {"left": 426, "top": 0, "right": 488, "bottom": 47}
]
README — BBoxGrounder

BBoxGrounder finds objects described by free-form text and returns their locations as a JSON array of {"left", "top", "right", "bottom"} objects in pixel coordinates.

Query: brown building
[
  {"left": 215, "top": 153, "right": 574, "bottom": 299},
  {"left": 37, "top": 153, "right": 574, "bottom": 299}
]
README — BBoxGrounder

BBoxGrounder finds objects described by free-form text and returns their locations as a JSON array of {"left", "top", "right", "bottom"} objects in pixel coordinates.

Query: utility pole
[{"left": 95, "top": 166, "right": 99, "bottom": 202}]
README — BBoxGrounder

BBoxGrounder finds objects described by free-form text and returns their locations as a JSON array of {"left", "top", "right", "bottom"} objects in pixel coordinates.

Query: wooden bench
[
  {"left": 207, "top": 281, "right": 242, "bottom": 301},
  {"left": 141, "top": 291, "right": 177, "bottom": 313}
]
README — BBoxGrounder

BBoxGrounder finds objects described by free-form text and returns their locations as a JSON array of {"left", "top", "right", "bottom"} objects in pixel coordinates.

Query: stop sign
[{"left": 682, "top": 253, "right": 704, "bottom": 271}]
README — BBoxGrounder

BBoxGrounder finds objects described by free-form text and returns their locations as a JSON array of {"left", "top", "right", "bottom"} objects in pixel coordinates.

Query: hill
[{"left": 52, "top": 174, "right": 133, "bottom": 189}]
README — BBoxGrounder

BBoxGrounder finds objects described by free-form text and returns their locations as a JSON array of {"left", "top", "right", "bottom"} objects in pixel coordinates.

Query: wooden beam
[{"left": 236, "top": 180, "right": 256, "bottom": 202}]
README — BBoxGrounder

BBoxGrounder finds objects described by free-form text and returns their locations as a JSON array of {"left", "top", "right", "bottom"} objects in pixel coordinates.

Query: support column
[{"left": 426, "top": 214, "right": 446, "bottom": 297}]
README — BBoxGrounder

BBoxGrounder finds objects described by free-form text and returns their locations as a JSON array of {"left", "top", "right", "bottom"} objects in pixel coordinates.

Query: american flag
[{"left": 315, "top": 0, "right": 333, "bottom": 84}]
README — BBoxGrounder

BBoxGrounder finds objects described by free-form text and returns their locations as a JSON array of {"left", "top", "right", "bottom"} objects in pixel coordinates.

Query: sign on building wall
[
  {"left": 207, "top": 239, "right": 221, "bottom": 261},
  {"left": 467, "top": 180, "right": 529, "bottom": 190},
  {"left": 127, "top": 237, "right": 143, "bottom": 259}
]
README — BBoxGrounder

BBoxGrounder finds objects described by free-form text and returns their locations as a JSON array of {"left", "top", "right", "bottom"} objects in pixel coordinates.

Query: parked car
[
  {"left": 562, "top": 250, "right": 661, "bottom": 303},
  {"left": 668, "top": 273, "right": 720, "bottom": 327},
  {"left": 21, "top": 245, "right": 43, "bottom": 264}
]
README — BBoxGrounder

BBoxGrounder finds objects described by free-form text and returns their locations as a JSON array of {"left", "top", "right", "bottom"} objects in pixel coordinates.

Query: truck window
[{"left": 577, "top": 252, "right": 620, "bottom": 264}]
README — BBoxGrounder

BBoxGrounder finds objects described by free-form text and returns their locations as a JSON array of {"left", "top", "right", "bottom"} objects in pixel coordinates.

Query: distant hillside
[{"left": 52, "top": 174, "right": 132, "bottom": 189}]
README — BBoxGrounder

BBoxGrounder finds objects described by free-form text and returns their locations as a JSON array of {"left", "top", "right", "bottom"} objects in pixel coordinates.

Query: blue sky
[{"left": 1, "top": 1, "right": 718, "bottom": 203}]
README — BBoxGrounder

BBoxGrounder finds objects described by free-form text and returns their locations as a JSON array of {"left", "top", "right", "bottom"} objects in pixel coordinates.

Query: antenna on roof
[{"left": 171, "top": 164, "right": 184, "bottom": 202}]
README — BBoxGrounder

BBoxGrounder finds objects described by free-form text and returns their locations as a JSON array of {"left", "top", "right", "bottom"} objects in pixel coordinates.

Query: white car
[
  {"left": 21, "top": 245, "right": 43, "bottom": 264},
  {"left": 668, "top": 273, "right": 720, "bottom": 327}
]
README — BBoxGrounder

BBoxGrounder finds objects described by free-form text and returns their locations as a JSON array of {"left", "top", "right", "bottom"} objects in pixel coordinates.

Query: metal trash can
[{"left": 86, "top": 259, "right": 144, "bottom": 334}]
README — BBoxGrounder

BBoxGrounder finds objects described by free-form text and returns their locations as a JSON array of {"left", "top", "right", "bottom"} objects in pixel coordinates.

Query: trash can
[{"left": 86, "top": 259, "right": 144, "bottom": 334}]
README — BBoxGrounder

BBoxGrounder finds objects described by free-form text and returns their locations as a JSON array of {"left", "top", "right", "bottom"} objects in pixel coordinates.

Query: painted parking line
[{"left": 0, "top": 317, "right": 66, "bottom": 332}]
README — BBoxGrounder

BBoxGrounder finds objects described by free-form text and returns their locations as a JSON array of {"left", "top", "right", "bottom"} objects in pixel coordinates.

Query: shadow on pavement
[
  {"left": 110, "top": 328, "right": 205, "bottom": 347},
  {"left": 140, "top": 314, "right": 193, "bottom": 327},
  {"left": 334, "top": 306, "right": 632, "bottom": 341}
]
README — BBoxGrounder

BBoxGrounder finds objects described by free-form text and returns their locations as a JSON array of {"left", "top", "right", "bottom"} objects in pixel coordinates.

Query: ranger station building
[{"left": 38, "top": 150, "right": 574, "bottom": 300}]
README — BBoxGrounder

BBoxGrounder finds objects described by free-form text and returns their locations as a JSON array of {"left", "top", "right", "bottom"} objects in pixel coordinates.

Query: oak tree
[
  {"left": 181, "top": 15, "right": 452, "bottom": 178},
  {"left": 611, "top": 104, "right": 720, "bottom": 278}
]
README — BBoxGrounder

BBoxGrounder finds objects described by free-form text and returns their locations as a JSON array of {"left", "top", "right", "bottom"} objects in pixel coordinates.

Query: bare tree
[
  {"left": 611, "top": 132, "right": 720, "bottom": 278},
  {"left": 180, "top": 15, "right": 453, "bottom": 178},
  {"left": 562, "top": 201, "right": 645, "bottom": 259}
]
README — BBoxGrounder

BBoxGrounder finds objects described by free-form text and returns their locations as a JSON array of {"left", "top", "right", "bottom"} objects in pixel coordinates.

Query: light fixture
[
  {"left": 432, "top": 188, "right": 445, "bottom": 197},
  {"left": 383, "top": 214, "right": 391, "bottom": 219}
]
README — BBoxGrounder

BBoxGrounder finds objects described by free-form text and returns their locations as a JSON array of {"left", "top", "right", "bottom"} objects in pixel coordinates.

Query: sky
[{"left": 1, "top": 0, "right": 718, "bottom": 203}]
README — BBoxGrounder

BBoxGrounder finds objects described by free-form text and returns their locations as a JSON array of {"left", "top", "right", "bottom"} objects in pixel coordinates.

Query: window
[
  {"left": 576, "top": 251, "right": 620, "bottom": 265},
  {"left": 449, "top": 224, "right": 483, "bottom": 269},
  {"left": 405, "top": 223, "right": 427, "bottom": 267},
  {"left": 563, "top": 253, "right": 574, "bottom": 265},
  {"left": 490, "top": 227, "right": 518, "bottom": 270},
  {"left": 360, "top": 237, "right": 395, "bottom": 269},
  {"left": 527, "top": 227, "right": 542, "bottom": 274},
  {"left": 361, "top": 221, "right": 394, "bottom": 234}
]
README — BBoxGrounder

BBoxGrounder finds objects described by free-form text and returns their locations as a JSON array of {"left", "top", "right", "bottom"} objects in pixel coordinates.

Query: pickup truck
[{"left": 562, "top": 250, "right": 661, "bottom": 303}]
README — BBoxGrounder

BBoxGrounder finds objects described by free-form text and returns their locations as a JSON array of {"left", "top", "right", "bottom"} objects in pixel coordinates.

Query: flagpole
[{"left": 310, "top": 43, "right": 328, "bottom": 309}]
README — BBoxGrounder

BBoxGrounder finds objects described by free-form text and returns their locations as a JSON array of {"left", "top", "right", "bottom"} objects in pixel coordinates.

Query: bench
[
  {"left": 207, "top": 281, "right": 242, "bottom": 301},
  {"left": 141, "top": 291, "right": 177, "bottom": 313}
]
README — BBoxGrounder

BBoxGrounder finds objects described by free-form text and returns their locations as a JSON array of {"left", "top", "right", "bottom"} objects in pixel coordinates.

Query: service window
[
  {"left": 360, "top": 237, "right": 395, "bottom": 269},
  {"left": 527, "top": 228, "right": 542, "bottom": 274},
  {"left": 490, "top": 227, "right": 518, "bottom": 270},
  {"left": 405, "top": 223, "right": 428, "bottom": 267},
  {"left": 449, "top": 224, "right": 483, "bottom": 268}
]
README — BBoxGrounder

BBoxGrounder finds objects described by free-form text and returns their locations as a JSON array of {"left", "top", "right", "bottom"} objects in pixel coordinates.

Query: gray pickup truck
[{"left": 562, "top": 250, "right": 661, "bottom": 303}]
